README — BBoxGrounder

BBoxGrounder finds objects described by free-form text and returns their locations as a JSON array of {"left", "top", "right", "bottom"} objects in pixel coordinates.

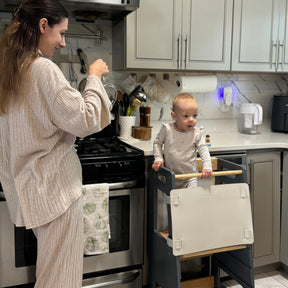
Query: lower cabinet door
[
  {"left": 247, "top": 151, "right": 281, "bottom": 267},
  {"left": 281, "top": 151, "right": 288, "bottom": 265}
]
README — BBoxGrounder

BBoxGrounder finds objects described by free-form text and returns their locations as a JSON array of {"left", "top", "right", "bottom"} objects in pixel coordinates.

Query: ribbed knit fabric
[
  {"left": 32, "top": 197, "right": 84, "bottom": 288},
  {"left": 0, "top": 56, "right": 111, "bottom": 228}
]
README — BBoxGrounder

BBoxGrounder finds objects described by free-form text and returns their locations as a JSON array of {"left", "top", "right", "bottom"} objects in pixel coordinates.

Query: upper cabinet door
[
  {"left": 232, "top": 0, "right": 288, "bottom": 72},
  {"left": 182, "top": 0, "right": 233, "bottom": 71},
  {"left": 282, "top": 0, "right": 288, "bottom": 70},
  {"left": 125, "top": 0, "right": 182, "bottom": 69},
  {"left": 119, "top": 0, "right": 232, "bottom": 70}
]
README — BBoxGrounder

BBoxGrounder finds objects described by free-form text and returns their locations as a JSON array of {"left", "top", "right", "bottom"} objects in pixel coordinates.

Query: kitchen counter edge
[{"left": 119, "top": 119, "right": 288, "bottom": 156}]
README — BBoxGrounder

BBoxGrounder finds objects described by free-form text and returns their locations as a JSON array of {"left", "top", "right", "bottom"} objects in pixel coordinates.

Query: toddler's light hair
[{"left": 172, "top": 93, "right": 197, "bottom": 112}]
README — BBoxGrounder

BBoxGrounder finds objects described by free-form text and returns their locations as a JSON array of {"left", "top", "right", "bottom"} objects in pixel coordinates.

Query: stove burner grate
[{"left": 75, "top": 137, "right": 143, "bottom": 160}]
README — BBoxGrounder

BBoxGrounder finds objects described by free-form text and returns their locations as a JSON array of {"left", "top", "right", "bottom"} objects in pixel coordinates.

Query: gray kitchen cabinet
[
  {"left": 247, "top": 151, "right": 281, "bottom": 267},
  {"left": 112, "top": 0, "right": 233, "bottom": 71},
  {"left": 280, "top": 151, "right": 288, "bottom": 265},
  {"left": 232, "top": 0, "right": 288, "bottom": 72}
]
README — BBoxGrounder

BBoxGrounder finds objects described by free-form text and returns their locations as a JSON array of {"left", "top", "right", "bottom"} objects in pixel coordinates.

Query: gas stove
[
  {"left": 75, "top": 136, "right": 145, "bottom": 185},
  {"left": 74, "top": 101, "right": 145, "bottom": 185},
  {"left": 75, "top": 136, "right": 144, "bottom": 161}
]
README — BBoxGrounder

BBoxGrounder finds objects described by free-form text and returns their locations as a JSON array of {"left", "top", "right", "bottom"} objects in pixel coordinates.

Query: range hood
[
  {"left": 0, "top": 0, "right": 139, "bottom": 22},
  {"left": 60, "top": 0, "right": 139, "bottom": 21}
]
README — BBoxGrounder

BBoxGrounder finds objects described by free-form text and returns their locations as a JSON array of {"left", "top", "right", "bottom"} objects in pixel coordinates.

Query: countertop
[{"left": 120, "top": 119, "right": 288, "bottom": 156}]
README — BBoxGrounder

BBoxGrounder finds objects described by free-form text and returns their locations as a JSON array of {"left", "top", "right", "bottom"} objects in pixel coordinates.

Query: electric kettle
[{"left": 239, "top": 103, "right": 263, "bottom": 134}]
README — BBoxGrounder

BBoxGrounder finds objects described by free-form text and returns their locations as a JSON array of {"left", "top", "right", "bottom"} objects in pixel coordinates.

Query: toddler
[{"left": 152, "top": 93, "right": 212, "bottom": 188}]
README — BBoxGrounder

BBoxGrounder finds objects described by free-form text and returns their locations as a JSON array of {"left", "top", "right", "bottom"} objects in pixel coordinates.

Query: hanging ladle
[{"left": 77, "top": 48, "right": 87, "bottom": 74}]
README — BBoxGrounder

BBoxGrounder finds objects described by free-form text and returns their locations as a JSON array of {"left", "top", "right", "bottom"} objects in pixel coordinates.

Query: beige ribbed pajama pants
[{"left": 32, "top": 197, "right": 84, "bottom": 288}]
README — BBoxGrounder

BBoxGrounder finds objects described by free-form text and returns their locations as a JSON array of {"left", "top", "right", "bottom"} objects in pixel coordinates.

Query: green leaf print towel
[{"left": 82, "top": 184, "right": 110, "bottom": 255}]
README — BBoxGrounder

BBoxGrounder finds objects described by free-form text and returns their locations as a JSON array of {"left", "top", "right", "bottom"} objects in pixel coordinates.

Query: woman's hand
[
  {"left": 201, "top": 169, "right": 213, "bottom": 179},
  {"left": 88, "top": 59, "right": 109, "bottom": 79},
  {"left": 152, "top": 161, "right": 164, "bottom": 172}
]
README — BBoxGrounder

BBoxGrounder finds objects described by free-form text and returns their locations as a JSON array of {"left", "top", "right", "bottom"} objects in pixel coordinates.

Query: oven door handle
[
  {"left": 0, "top": 180, "right": 139, "bottom": 197},
  {"left": 82, "top": 270, "right": 140, "bottom": 287},
  {"left": 108, "top": 180, "right": 138, "bottom": 190}
]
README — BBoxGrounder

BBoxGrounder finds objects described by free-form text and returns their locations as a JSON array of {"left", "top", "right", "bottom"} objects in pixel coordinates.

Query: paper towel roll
[{"left": 173, "top": 75, "right": 217, "bottom": 93}]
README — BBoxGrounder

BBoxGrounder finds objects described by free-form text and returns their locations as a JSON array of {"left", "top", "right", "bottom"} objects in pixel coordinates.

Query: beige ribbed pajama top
[{"left": 0, "top": 55, "right": 111, "bottom": 287}]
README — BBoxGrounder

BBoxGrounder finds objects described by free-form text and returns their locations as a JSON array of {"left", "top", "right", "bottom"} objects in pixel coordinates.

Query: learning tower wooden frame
[{"left": 148, "top": 157, "right": 255, "bottom": 288}]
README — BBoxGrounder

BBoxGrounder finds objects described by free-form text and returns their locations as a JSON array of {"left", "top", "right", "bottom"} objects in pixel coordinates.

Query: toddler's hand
[
  {"left": 152, "top": 161, "right": 164, "bottom": 172},
  {"left": 201, "top": 169, "right": 213, "bottom": 179}
]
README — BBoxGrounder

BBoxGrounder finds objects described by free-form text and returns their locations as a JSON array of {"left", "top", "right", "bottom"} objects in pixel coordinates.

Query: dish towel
[{"left": 82, "top": 183, "right": 110, "bottom": 255}]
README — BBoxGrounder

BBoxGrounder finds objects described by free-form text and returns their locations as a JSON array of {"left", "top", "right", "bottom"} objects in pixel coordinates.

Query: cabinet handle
[
  {"left": 276, "top": 40, "right": 280, "bottom": 71},
  {"left": 280, "top": 41, "right": 285, "bottom": 69},
  {"left": 177, "top": 34, "right": 181, "bottom": 69},
  {"left": 271, "top": 41, "right": 277, "bottom": 70},
  {"left": 184, "top": 34, "right": 188, "bottom": 70}
]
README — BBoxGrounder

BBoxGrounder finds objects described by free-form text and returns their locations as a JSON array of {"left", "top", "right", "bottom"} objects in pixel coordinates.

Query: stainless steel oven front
[
  {"left": 83, "top": 183, "right": 144, "bottom": 287},
  {"left": 0, "top": 181, "right": 144, "bottom": 288}
]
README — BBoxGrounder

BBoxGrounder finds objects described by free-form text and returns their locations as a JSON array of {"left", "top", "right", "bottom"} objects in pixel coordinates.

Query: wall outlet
[{"left": 224, "top": 87, "right": 233, "bottom": 106}]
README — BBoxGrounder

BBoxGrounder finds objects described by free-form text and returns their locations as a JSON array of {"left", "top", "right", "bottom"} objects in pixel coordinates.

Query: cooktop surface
[{"left": 75, "top": 136, "right": 144, "bottom": 161}]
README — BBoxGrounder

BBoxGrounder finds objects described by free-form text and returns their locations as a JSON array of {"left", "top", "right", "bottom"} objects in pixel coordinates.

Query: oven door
[
  {"left": 83, "top": 185, "right": 144, "bottom": 274},
  {"left": 0, "top": 184, "right": 144, "bottom": 287},
  {"left": 0, "top": 200, "right": 36, "bottom": 287}
]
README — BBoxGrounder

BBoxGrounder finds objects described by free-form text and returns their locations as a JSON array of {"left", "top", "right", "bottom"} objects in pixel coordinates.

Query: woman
[{"left": 0, "top": 0, "right": 111, "bottom": 287}]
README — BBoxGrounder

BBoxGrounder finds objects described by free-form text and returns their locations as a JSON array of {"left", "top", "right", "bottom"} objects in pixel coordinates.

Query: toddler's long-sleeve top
[{"left": 153, "top": 123, "right": 212, "bottom": 178}]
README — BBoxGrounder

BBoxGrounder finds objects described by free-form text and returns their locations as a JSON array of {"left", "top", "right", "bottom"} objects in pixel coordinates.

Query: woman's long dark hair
[{"left": 0, "top": 0, "right": 68, "bottom": 114}]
